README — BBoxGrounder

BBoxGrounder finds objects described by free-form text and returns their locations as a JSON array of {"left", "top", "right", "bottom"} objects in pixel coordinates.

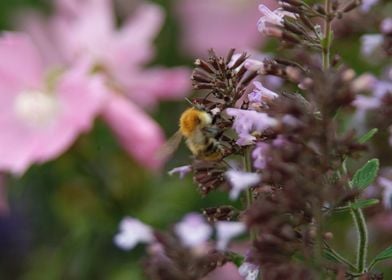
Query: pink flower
[
  {"left": 114, "top": 217, "right": 155, "bottom": 250},
  {"left": 176, "top": 0, "right": 274, "bottom": 56},
  {"left": 225, "top": 170, "right": 261, "bottom": 200},
  {"left": 101, "top": 94, "right": 164, "bottom": 170},
  {"left": 50, "top": 0, "right": 190, "bottom": 109},
  {"left": 0, "top": 33, "right": 106, "bottom": 175},
  {"left": 17, "top": 0, "right": 191, "bottom": 170},
  {"left": 174, "top": 213, "right": 212, "bottom": 248}
]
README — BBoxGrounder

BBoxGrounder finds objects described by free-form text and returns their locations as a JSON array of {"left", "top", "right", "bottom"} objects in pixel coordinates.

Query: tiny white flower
[
  {"left": 378, "top": 177, "right": 392, "bottom": 209},
  {"left": 168, "top": 165, "right": 192, "bottom": 179},
  {"left": 174, "top": 213, "right": 212, "bottom": 248},
  {"left": 225, "top": 170, "right": 261, "bottom": 200},
  {"left": 216, "top": 221, "right": 246, "bottom": 251},
  {"left": 114, "top": 217, "right": 154, "bottom": 250},
  {"left": 239, "top": 262, "right": 260, "bottom": 280}
]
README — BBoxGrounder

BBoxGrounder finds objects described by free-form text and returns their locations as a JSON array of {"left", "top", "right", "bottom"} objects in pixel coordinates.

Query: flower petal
[{"left": 102, "top": 94, "right": 165, "bottom": 170}]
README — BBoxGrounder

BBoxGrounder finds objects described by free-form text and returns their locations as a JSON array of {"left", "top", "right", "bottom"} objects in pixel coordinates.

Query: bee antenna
[{"left": 184, "top": 97, "right": 194, "bottom": 106}]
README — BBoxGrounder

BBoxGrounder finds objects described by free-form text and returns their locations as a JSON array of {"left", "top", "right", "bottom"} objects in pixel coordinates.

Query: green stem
[
  {"left": 243, "top": 147, "right": 256, "bottom": 242},
  {"left": 322, "top": 0, "right": 332, "bottom": 70},
  {"left": 324, "top": 241, "right": 357, "bottom": 271},
  {"left": 351, "top": 207, "right": 368, "bottom": 273}
]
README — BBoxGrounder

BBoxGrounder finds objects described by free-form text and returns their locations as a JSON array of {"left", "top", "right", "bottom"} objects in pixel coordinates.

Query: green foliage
[
  {"left": 368, "top": 246, "right": 392, "bottom": 271},
  {"left": 351, "top": 159, "right": 380, "bottom": 190},
  {"left": 358, "top": 128, "right": 378, "bottom": 144}
]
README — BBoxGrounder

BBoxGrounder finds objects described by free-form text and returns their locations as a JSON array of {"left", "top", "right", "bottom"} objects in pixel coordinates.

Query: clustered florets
[{"left": 114, "top": 0, "right": 392, "bottom": 278}]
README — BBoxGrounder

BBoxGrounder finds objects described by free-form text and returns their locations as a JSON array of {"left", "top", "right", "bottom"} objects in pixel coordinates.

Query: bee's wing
[{"left": 156, "top": 130, "right": 183, "bottom": 161}]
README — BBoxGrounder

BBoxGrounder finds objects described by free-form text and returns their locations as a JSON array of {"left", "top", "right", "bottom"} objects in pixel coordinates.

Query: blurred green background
[{"left": 0, "top": 0, "right": 391, "bottom": 279}]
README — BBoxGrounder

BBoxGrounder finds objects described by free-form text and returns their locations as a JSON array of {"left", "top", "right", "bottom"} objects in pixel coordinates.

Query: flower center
[{"left": 14, "top": 90, "right": 59, "bottom": 128}]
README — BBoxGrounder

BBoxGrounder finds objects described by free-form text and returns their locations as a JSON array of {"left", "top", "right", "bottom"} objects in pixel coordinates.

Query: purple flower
[
  {"left": 216, "top": 221, "right": 246, "bottom": 251},
  {"left": 360, "top": 34, "right": 383, "bottom": 56},
  {"left": 360, "top": 0, "right": 379, "bottom": 12},
  {"left": 168, "top": 165, "right": 192, "bottom": 179},
  {"left": 238, "top": 262, "right": 260, "bottom": 280},
  {"left": 225, "top": 170, "right": 261, "bottom": 200},
  {"left": 114, "top": 217, "right": 155, "bottom": 250},
  {"left": 381, "top": 18, "right": 392, "bottom": 34},
  {"left": 351, "top": 73, "right": 377, "bottom": 92},
  {"left": 257, "top": 5, "right": 285, "bottom": 33},
  {"left": 244, "top": 59, "right": 266, "bottom": 74},
  {"left": 378, "top": 177, "right": 392, "bottom": 209},
  {"left": 248, "top": 81, "right": 278, "bottom": 104},
  {"left": 174, "top": 213, "right": 212, "bottom": 248},
  {"left": 252, "top": 143, "right": 269, "bottom": 170},
  {"left": 226, "top": 108, "right": 278, "bottom": 146}
]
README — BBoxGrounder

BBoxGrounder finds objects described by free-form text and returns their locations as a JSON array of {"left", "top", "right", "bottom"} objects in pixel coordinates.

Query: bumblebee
[{"left": 160, "top": 107, "right": 224, "bottom": 161}]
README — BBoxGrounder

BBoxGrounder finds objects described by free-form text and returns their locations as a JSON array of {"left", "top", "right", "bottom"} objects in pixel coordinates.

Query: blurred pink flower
[
  {"left": 51, "top": 0, "right": 190, "bottom": 108},
  {"left": 17, "top": 0, "right": 191, "bottom": 170},
  {"left": 176, "top": 0, "right": 275, "bottom": 56},
  {"left": 102, "top": 94, "right": 165, "bottom": 170},
  {"left": 0, "top": 33, "right": 106, "bottom": 175}
]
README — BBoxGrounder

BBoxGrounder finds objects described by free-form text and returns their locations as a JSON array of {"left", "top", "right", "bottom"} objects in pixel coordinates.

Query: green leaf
[
  {"left": 334, "top": 199, "right": 379, "bottom": 213},
  {"left": 368, "top": 246, "right": 392, "bottom": 270},
  {"left": 358, "top": 128, "right": 378, "bottom": 144},
  {"left": 351, "top": 199, "right": 380, "bottom": 209},
  {"left": 225, "top": 251, "right": 244, "bottom": 267},
  {"left": 351, "top": 159, "right": 379, "bottom": 189}
]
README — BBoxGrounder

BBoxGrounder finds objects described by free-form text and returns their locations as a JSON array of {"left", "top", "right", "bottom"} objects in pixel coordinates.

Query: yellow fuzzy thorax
[{"left": 179, "top": 108, "right": 212, "bottom": 137}]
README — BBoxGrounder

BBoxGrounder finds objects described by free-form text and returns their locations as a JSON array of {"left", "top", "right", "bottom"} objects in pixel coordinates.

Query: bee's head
[{"left": 179, "top": 107, "right": 212, "bottom": 137}]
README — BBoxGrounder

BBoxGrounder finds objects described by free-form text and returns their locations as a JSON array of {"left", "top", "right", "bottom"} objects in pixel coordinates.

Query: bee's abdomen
[{"left": 200, "top": 138, "right": 224, "bottom": 160}]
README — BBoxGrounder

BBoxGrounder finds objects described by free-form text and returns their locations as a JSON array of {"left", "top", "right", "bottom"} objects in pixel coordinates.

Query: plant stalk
[
  {"left": 351, "top": 206, "right": 368, "bottom": 273},
  {"left": 322, "top": 0, "right": 332, "bottom": 70}
]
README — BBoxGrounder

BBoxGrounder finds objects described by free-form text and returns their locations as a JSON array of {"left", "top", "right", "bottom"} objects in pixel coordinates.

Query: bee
[{"left": 159, "top": 107, "right": 225, "bottom": 161}]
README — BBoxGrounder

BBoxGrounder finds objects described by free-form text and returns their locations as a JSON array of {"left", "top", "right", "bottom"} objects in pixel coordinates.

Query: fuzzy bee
[{"left": 160, "top": 107, "right": 225, "bottom": 161}]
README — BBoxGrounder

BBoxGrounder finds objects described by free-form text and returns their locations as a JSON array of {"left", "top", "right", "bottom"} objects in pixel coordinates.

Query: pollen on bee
[{"left": 179, "top": 108, "right": 203, "bottom": 137}]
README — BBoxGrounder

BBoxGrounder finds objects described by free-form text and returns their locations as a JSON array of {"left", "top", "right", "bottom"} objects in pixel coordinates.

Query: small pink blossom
[
  {"left": 225, "top": 170, "right": 261, "bottom": 200},
  {"left": 114, "top": 217, "right": 155, "bottom": 250},
  {"left": 174, "top": 213, "right": 212, "bottom": 248},
  {"left": 168, "top": 165, "right": 192, "bottom": 179},
  {"left": 0, "top": 33, "right": 106, "bottom": 175},
  {"left": 216, "top": 221, "right": 246, "bottom": 251}
]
